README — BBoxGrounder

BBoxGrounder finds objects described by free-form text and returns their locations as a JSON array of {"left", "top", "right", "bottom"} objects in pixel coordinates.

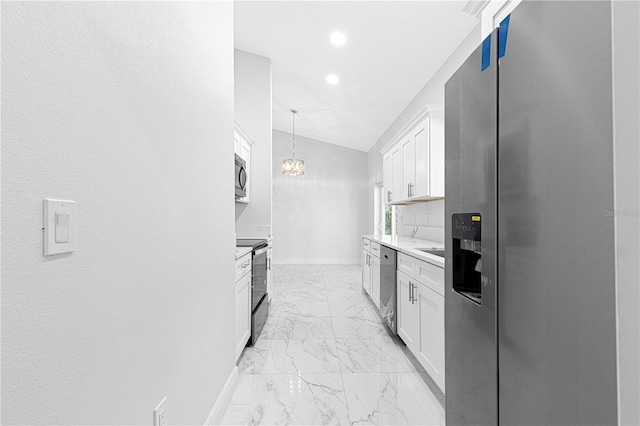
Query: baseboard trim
[
  {"left": 204, "top": 366, "right": 238, "bottom": 425},
  {"left": 273, "top": 258, "right": 360, "bottom": 265}
]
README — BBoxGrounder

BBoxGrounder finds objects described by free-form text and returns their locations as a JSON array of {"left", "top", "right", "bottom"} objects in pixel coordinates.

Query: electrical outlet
[
  {"left": 154, "top": 397, "right": 167, "bottom": 426},
  {"left": 425, "top": 214, "right": 430, "bottom": 225}
]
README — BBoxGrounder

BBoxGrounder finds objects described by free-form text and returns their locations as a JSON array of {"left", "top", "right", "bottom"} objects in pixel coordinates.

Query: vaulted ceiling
[{"left": 235, "top": 1, "right": 478, "bottom": 152}]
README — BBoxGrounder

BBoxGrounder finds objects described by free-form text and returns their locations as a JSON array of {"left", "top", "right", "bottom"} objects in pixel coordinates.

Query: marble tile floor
[{"left": 219, "top": 264, "right": 445, "bottom": 426}]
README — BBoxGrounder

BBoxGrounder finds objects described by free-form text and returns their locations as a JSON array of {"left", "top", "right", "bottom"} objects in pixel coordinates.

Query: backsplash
[
  {"left": 396, "top": 200, "right": 444, "bottom": 244},
  {"left": 235, "top": 225, "right": 271, "bottom": 238}
]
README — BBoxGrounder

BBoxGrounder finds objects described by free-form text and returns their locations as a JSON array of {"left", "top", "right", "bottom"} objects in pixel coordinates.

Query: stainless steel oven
[
  {"left": 236, "top": 239, "right": 269, "bottom": 345},
  {"left": 235, "top": 154, "right": 247, "bottom": 199}
]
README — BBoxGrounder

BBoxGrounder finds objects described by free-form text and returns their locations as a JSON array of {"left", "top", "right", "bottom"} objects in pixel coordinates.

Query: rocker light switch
[
  {"left": 55, "top": 212, "right": 70, "bottom": 243},
  {"left": 44, "top": 199, "right": 75, "bottom": 256}
]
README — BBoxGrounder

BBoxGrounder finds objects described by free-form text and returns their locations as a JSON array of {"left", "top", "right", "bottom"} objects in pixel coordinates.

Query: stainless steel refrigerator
[{"left": 444, "top": 1, "right": 618, "bottom": 424}]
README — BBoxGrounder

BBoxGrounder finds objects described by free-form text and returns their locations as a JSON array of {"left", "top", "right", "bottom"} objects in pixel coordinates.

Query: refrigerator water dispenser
[{"left": 452, "top": 213, "right": 482, "bottom": 304}]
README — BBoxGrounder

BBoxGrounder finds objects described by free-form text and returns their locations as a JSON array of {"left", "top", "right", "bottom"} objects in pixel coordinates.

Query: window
[
  {"left": 375, "top": 183, "right": 395, "bottom": 236},
  {"left": 385, "top": 203, "right": 395, "bottom": 236}
]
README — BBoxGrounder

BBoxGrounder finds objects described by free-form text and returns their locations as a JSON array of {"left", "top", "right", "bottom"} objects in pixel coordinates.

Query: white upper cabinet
[
  {"left": 391, "top": 145, "right": 402, "bottom": 203},
  {"left": 234, "top": 130, "right": 241, "bottom": 156},
  {"left": 381, "top": 108, "right": 444, "bottom": 204},
  {"left": 383, "top": 152, "right": 392, "bottom": 203},
  {"left": 401, "top": 134, "right": 415, "bottom": 200},
  {"left": 428, "top": 114, "right": 444, "bottom": 198},
  {"left": 412, "top": 118, "right": 430, "bottom": 198}
]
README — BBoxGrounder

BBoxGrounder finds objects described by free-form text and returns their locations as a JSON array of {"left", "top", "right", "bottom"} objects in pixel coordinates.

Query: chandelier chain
[{"left": 291, "top": 109, "right": 297, "bottom": 159}]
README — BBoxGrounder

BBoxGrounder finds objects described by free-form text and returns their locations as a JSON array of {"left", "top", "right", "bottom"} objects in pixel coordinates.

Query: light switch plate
[
  {"left": 44, "top": 199, "right": 75, "bottom": 256},
  {"left": 154, "top": 397, "right": 167, "bottom": 426}
]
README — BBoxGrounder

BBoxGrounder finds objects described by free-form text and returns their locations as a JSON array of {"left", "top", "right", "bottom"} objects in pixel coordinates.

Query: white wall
[
  {"left": 234, "top": 50, "right": 273, "bottom": 235},
  {"left": 1, "top": 2, "right": 235, "bottom": 424},
  {"left": 612, "top": 1, "right": 640, "bottom": 424},
  {"left": 367, "top": 24, "right": 481, "bottom": 241},
  {"left": 272, "top": 130, "right": 368, "bottom": 264}
]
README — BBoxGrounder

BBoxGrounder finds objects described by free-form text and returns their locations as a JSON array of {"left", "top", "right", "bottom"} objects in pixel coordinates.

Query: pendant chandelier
[{"left": 282, "top": 109, "right": 305, "bottom": 176}]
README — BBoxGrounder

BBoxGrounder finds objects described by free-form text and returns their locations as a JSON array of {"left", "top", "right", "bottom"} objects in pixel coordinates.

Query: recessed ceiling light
[
  {"left": 326, "top": 74, "right": 339, "bottom": 85},
  {"left": 330, "top": 31, "right": 346, "bottom": 46}
]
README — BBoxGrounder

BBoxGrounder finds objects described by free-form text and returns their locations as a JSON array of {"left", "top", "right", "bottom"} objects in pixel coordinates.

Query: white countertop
[
  {"left": 236, "top": 236, "right": 272, "bottom": 260},
  {"left": 363, "top": 234, "right": 445, "bottom": 268},
  {"left": 235, "top": 246, "right": 252, "bottom": 260},
  {"left": 237, "top": 236, "right": 273, "bottom": 243}
]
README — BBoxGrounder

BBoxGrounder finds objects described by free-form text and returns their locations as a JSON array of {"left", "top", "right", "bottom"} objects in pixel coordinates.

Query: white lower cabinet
[
  {"left": 371, "top": 254, "right": 381, "bottom": 309},
  {"left": 362, "top": 239, "right": 381, "bottom": 311},
  {"left": 396, "top": 252, "right": 445, "bottom": 392},
  {"left": 397, "top": 270, "right": 419, "bottom": 350},
  {"left": 362, "top": 242, "right": 372, "bottom": 295},
  {"left": 235, "top": 254, "right": 252, "bottom": 361},
  {"left": 417, "top": 282, "right": 445, "bottom": 391},
  {"left": 267, "top": 246, "right": 273, "bottom": 302}
]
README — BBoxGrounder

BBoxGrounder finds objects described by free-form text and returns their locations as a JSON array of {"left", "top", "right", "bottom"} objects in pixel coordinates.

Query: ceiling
[{"left": 235, "top": 1, "right": 478, "bottom": 152}]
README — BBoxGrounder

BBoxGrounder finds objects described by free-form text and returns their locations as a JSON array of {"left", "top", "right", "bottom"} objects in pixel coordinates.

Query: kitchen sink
[{"left": 416, "top": 248, "right": 445, "bottom": 258}]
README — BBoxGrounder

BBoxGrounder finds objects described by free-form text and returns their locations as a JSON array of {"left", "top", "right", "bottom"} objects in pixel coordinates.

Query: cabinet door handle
[
  {"left": 267, "top": 257, "right": 271, "bottom": 271},
  {"left": 387, "top": 190, "right": 392, "bottom": 202},
  {"left": 241, "top": 262, "right": 250, "bottom": 269},
  {"left": 409, "top": 183, "right": 413, "bottom": 197},
  {"left": 409, "top": 281, "right": 413, "bottom": 302}
]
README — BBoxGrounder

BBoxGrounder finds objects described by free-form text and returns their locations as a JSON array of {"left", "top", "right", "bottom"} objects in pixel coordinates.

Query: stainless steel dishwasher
[{"left": 379, "top": 245, "right": 397, "bottom": 334}]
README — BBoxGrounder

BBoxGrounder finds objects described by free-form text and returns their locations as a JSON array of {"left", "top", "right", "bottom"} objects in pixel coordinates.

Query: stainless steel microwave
[{"left": 235, "top": 154, "right": 247, "bottom": 199}]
